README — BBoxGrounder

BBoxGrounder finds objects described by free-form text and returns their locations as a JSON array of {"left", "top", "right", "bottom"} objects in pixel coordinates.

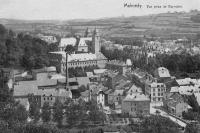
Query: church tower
[{"left": 92, "top": 28, "right": 100, "bottom": 54}]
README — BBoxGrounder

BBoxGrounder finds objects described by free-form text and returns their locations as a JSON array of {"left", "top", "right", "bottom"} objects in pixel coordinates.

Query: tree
[
  {"left": 48, "top": 43, "right": 59, "bottom": 52},
  {"left": 53, "top": 99, "right": 63, "bottom": 127},
  {"left": 29, "top": 101, "right": 40, "bottom": 122},
  {"left": 1, "top": 102, "right": 28, "bottom": 128},
  {"left": 84, "top": 28, "right": 89, "bottom": 37},
  {"left": 141, "top": 115, "right": 179, "bottom": 133},
  {"left": 14, "top": 104, "right": 28, "bottom": 122},
  {"left": 78, "top": 85, "right": 87, "bottom": 92},
  {"left": 0, "top": 24, "right": 7, "bottom": 40},
  {"left": 182, "top": 110, "right": 199, "bottom": 120},
  {"left": 185, "top": 123, "right": 198, "bottom": 133},
  {"left": 186, "top": 94, "right": 200, "bottom": 112},
  {"left": 65, "top": 101, "right": 84, "bottom": 126},
  {"left": 41, "top": 102, "right": 51, "bottom": 123},
  {"left": 87, "top": 101, "right": 106, "bottom": 124}
]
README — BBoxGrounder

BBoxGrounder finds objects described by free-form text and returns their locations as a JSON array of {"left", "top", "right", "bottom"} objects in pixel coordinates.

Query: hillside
[{"left": 0, "top": 10, "right": 200, "bottom": 39}]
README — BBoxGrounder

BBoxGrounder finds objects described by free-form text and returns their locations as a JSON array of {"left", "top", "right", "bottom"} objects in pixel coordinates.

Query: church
[{"left": 49, "top": 29, "right": 107, "bottom": 73}]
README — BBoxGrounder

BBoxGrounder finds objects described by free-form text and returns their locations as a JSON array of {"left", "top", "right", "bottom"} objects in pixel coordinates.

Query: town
[{"left": 0, "top": 10, "right": 200, "bottom": 133}]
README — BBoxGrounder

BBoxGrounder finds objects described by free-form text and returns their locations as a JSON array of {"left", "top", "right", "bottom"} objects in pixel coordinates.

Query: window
[
  {"left": 153, "top": 93, "right": 155, "bottom": 96},
  {"left": 158, "top": 98, "right": 160, "bottom": 101},
  {"left": 161, "top": 93, "right": 163, "bottom": 96},
  {"left": 44, "top": 97, "right": 46, "bottom": 101},
  {"left": 158, "top": 93, "right": 160, "bottom": 96},
  {"left": 158, "top": 89, "right": 160, "bottom": 91},
  {"left": 153, "top": 89, "right": 155, "bottom": 92}
]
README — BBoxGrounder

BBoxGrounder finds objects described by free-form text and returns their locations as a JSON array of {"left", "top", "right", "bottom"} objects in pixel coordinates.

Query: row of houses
[{"left": 132, "top": 66, "right": 194, "bottom": 117}]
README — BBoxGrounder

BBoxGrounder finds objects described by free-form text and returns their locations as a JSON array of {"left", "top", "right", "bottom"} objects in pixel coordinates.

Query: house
[
  {"left": 14, "top": 78, "right": 72, "bottom": 108},
  {"left": 154, "top": 67, "right": 171, "bottom": 82},
  {"left": 132, "top": 68, "right": 155, "bottom": 90},
  {"left": 89, "top": 83, "right": 108, "bottom": 107},
  {"left": 170, "top": 85, "right": 197, "bottom": 95},
  {"left": 108, "top": 89, "right": 125, "bottom": 106},
  {"left": 145, "top": 82, "right": 166, "bottom": 103},
  {"left": 77, "top": 37, "right": 92, "bottom": 52},
  {"left": 13, "top": 68, "right": 76, "bottom": 108},
  {"left": 93, "top": 69, "right": 107, "bottom": 82},
  {"left": 122, "top": 93, "right": 150, "bottom": 117},
  {"left": 163, "top": 93, "right": 191, "bottom": 117},
  {"left": 103, "top": 72, "right": 130, "bottom": 89},
  {"left": 106, "top": 59, "right": 132, "bottom": 75},
  {"left": 31, "top": 66, "right": 57, "bottom": 80},
  {"left": 127, "top": 84, "right": 143, "bottom": 95},
  {"left": 176, "top": 78, "right": 195, "bottom": 86},
  {"left": 37, "top": 35, "right": 57, "bottom": 44},
  {"left": 59, "top": 37, "right": 77, "bottom": 51},
  {"left": 80, "top": 90, "right": 90, "bottom": 102}
]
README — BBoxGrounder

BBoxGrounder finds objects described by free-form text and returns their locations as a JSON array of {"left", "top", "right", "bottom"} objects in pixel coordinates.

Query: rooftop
[
  {"left": 59, "top": 37, "right": 77, "bottom": 47},
  {"left": 78, "top": 37, "right": 92, "bottom": 46},
  {"left": 32, "top": 66, "right": 56, "bottom": 74},
  {"left": 156, "top": 67, "right": 171, "bottom": 78},
  {"left": 50, "top": 52, "right": 107, "bottom": 62},
  {"left": 123, "top": 93, "right": 150, "bottom": 102}
]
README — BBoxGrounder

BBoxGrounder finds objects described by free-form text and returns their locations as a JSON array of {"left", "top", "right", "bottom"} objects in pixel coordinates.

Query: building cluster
[
  {"left": 36, "top": 33, "right": 58, "bottom": 44},
  {"left": 49, "top": 29, "right": 107, "bottom": 73},
  {"left": 131, "top": 66, "right": 197, "bottom": 117},
  {"left": 2, "top": 27, "right": 200, "bottom": 123},
  {"left": 143, "top": 38, "right": 200, "bottom": 56}
]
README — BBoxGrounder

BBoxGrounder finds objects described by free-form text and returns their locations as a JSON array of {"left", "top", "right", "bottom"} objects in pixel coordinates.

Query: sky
[{"left": 0, "top": 0, "right": 199, "bottom": 20}]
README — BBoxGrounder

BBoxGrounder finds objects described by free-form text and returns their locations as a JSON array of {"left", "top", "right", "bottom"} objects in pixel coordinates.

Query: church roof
[{"left": 78, "top": 37, "right": 92, "bottom": 46}]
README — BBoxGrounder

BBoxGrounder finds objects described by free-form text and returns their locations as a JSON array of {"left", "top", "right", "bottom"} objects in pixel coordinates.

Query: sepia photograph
[{"left": 0, "top": 0, "right": 200, "bottom": 132}]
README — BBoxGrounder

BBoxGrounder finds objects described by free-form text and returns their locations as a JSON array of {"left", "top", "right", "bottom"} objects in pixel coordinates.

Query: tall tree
[
  {"left": 65, "top": 101, "right": 84, "bottom": 126},
  {"left": 14, "top": 104, "right": 28, "bottom": 123},
  {"left": 53, "top": 99, "right": 63, "bottom": 127},
  {"left": 84, "top": 28, "right": 89, "bottom": 37},
  {"left": 41, "top": 102, "right": 51, "bottom": 123},
  {"left": 29, "top": 101, "right": 40, "bottom": 122},
  {"left": 65, "top": 45, "right": 76, "bottom": 87},
  {"left": 87, "top": 101, "right": 106, "bottom": 124}
]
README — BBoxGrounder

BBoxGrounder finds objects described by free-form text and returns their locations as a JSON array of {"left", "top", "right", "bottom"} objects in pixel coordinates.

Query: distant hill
[{"left": 0, "top": 10, "right": 200, "bottom": 39}]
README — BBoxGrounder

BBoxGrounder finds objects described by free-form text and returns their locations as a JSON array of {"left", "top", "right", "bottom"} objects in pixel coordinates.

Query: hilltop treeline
[
  {"left": 0, "top": 24, "right": 58, "bottom": 70},
  {"left": 110, "top": 37, "right": 143, "bottom": 46},
  {"left": 101, "top": 47, "right": 200, "bottom": 78},
  {"left": 191, "top": 14, "right": 200, "bottom": 23}
]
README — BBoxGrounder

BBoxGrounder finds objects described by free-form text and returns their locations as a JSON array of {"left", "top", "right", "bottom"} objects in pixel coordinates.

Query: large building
[
  {"left": 106, "top": 59, "right": 132, "bottom": 75},
  {"left": 145, "top": 82, "right": 166, "bottom": 103},
  {"left": 122, "top": 93, "right": 150, "bottom": 117},
  {"left": 163, "top": 93, "right": 190, "bottom": 117},
  {"left": 49, "top": 29, "right": 107, "bottom": 73},
  {"left": 50, "top": 52, "right": 107, "bottom": 73},
  {"left": 13, "top": 68, "right": 73, "bottom": 108}
]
